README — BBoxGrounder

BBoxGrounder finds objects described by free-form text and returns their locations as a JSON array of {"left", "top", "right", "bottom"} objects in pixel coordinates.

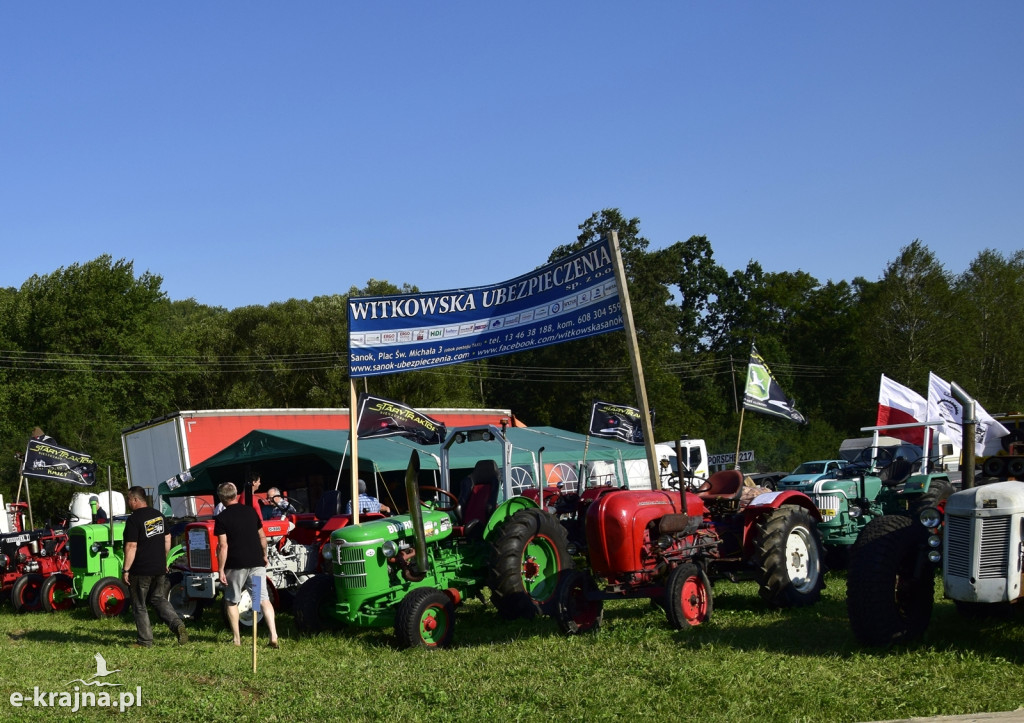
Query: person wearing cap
[{"left": 345, "top": 479, "right": 390, "bottom": 515}]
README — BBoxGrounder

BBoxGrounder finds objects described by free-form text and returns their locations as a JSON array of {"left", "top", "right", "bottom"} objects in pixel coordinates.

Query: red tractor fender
[{"left": 740, "top": 490, "right": 823, "bottom": 555}]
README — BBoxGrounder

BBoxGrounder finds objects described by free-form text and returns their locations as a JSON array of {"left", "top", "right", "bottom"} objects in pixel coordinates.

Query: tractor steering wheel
[{"left": 418, "top": 486, "right": 460, "bottom": 513}]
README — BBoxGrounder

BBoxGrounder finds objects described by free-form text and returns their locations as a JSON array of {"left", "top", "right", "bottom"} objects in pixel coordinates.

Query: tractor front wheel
[
  {"left": 40, "top": 574, "right": 75, "bottom": 612},
  {"left": 665, "top": 563, "right": 713, "bottom": 629},
  {"left": 11, "top": 573, "right": 44, "bottom": 613},
  {"left": 489, "top": 508, "right": 572, "bottom": 620},
  {"left": 753, "top": 506, "right": 825, "bottom": 607},
  {"left": 395, "top": 587, "right": 455, "bottom": 649},
  {"left": 294, "top": 574, "right": 336, "bottom": 634},
  {"left": 846, "top": 514, "right": 934, "bottom": 646},
  {"left": 89, "top": 576, "right": 130, "bottom": 618},
  {"left": 554, "top": 569, "right": 603, "bottom": 635},
  {"left": 166, "top": 572, "right": 203, "bottom": 623}
]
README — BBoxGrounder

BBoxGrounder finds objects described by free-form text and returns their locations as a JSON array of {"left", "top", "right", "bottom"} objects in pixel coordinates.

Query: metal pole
[
  {"left": 349, "top": 379, "right": 360, "bottom": 524},
  {"left": 951, "top": 382, "right": 976, "bottom": 489}
]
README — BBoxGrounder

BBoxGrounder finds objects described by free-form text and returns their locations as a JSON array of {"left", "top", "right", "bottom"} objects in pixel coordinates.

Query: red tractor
[
  {"left": 554, "top": 469, "right": 825, "bottom": 633},
  {"left": 169, "top": 492, "right": 383, "bottom": 625},
  {"left": 1, "top": 501, "right": 73, "bottom": 613}
]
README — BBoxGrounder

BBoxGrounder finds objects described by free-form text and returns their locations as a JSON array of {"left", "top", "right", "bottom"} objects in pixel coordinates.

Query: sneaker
[{"left": 175, "top": 624, "right": 189, "bottom": 645}]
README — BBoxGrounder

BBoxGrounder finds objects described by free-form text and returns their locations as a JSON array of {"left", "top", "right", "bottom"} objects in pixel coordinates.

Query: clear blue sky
[{"left": 2, "top": 3, "right": 1021, "bottom": 310}]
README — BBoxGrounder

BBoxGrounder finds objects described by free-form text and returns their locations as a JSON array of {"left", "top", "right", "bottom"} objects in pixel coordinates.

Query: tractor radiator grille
[
  {"left": 810, "top": 494, "right": 841, "bottom": 522},
  {"left": 70, "top": 535, "right": 87, "bottom": 569},
  {"left": 189, "top": 548, "right": 212, "bottom": 571},
  {"left": 946, "top": 515, "right": 1011, "bottom": 580},
  {"left": 335, "top": 545, "right": 367, "bottom": 589}
]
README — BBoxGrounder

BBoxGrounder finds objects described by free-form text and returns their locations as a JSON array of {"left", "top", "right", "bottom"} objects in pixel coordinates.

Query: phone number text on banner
[{"left": 348, "top": 240, "right": 623, "bottom": 377}]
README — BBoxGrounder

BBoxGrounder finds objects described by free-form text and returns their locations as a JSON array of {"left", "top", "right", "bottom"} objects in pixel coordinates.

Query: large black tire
[
  {"left": 909, "top": 478, "right": 955, "bottom": 518},
  {"left": 11, "top": 573, "right": 44, "bottom": 613},
  {"left": 553, "top": 569, "right": 603, "bottom": 635},
  {"left": 846, "top": 514, "right": 934, "bottom": 647},
  {"left": 40, "top": 573, "right": 75, "bottom": 613},
  {"left": 166, "top": 571, "right": 204, "bottom": 623},
  {"left": 394, "top": 587, "right": 455, "bottom": 649},
  {"left": 752, "top": 506, "right": 825, "bottom": 607},
  {"left": 89, "top": 576, "right": 130, "bottom": 618},
  {"left": 294, "top": 574, "right": 336, "bottom": 634},
  {"left": 488, "top": 508, "right": 573, "bottom": 620},
  {"left": 665, "top": 563, "right": 713, "bottom": 629}
]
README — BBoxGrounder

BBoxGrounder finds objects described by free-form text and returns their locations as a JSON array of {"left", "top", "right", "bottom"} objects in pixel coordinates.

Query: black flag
[
  {"left": 21, "top": 439, "right": 97, "bottom": 486},
  {"left": 588, "top": 401, "right": 645, "bottom": 445},
  {"left": 742, "top": 345, "right": 806, "bottom": 424},
  {"left": 356, "top": 394, "right": 447, "bottom": 446}
]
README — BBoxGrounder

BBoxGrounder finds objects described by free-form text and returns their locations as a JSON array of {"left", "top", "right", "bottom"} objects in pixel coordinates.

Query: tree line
[{"left": 2, "top": 208, "right": 1022, "bottom": 517}]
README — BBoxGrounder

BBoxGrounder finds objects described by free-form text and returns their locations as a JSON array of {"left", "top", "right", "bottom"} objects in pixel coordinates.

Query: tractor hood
[{"left": 330, "top": 509, "right": 454, "bottom": 546}]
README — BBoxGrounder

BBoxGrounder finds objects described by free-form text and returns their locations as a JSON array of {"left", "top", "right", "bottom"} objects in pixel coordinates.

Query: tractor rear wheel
[
  {"left": 40, "top": 573, "right": 75, "bottom": 612},
  {"left": 752, "top": 506, "right": 824, "bottom": 607},
  {"left": 89, "top": 576, "right": 130, "bottom": 618},
  {"left": 489, "top": 508, "right": 572, "bottom": 620},
  {"left": 294, "top": 574, "right": 336, "bottom": 634},
  {"left": 11, "top": 573, "right": 44, "bottom": 613},
  {"left": 910, "top": 478, "right": 954, "bottom": 517},
  {"left": 554, "top": 569, "right": 603, "bottom": 635},
  {"left": 665, "top": 563, "right": 713, "bottom": 629},
  {"left": 395, "top": 587, "right": 456, "bottom": 649},
  {"left": 166, "top": 572, "right": 203, "bottom": 623},
  {"left": 846, "top": 514, "right": 933, "bottom": 646}
]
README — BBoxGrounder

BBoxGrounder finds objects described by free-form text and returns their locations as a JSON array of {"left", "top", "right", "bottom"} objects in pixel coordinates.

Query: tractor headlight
[
  {"left": 928, "top": 534, "right": 941, "bottom": 549},
  {"left": 322, "top": 546, "right": 333, "bottom": 562},
  {"left": 90, "top": 543, "right": 101, "bottom": 554},
  {"left": 0, "top": 553, "right": 8, "bottom": 569},
  {"left": 919, "top": 507, "right": 942, "bottom": 529},
  {"left": 927, "top": 550, "right": 942, "bottom": 563},
  {"left": 381, "top": 540, "right": 398, "bottom": 558},
  {"left": 849, "top": 506, "right": 862, "bottom": 519},
  {"left": 566, "top": 541, "right": 578, "bottom": 556},
  {"left": 657, "top": 535, "right": 672, "bottom": 550}
]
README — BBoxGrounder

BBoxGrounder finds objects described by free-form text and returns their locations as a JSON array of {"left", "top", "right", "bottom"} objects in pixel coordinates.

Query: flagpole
[
  {"left": 608, "top": 231, "right": 662, "bottom": 491},
  {"left": 734, "top": 407, "right": 746, "bottom": 472},
  {"left": 349, "top": 378, "right": 360, "bottom": 525}
]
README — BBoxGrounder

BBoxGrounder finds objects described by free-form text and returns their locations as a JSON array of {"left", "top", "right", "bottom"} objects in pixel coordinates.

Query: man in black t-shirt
[
  {"left": 123, "top": 486, "right": 188, "bottom": 647},
  {"left": 213, "top": 482, "right": 280, "bottom": 648}
]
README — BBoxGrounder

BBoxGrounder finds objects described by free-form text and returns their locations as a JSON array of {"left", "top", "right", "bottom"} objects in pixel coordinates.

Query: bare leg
[
  {"left": 260, "top": 598, "right": 278, "bottom": 644},
  {"left": 225, "top": 603, "right": 241, "bottom": 645}
]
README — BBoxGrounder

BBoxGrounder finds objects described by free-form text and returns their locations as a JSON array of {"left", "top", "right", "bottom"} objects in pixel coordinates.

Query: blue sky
[{"left": 2, "top": 3, "right": 1021, "bottom": 310}]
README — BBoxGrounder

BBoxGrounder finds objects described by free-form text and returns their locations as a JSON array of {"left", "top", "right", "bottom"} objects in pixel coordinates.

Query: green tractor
[
  {"left": 294, "top": 425, "right": 572, "bottom": 648},
  {"left": 777, "top": 424, "right": 954, "bottom": 566},
  {"left": 46, "top": 511, "right": 184, "bottom": 617}
]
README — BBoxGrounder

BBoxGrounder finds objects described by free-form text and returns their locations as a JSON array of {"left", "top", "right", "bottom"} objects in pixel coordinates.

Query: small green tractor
[
  {"left": 778, "top": 425, "right": 954, "bottom": 566},
  {"left": 294, "top": 425, "right": 572, "bottom": 648}
]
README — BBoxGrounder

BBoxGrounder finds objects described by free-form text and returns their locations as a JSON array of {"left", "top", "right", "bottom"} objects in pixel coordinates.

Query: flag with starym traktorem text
[{"left": 588, "top": 401, "right": 645, "bottom": 444}]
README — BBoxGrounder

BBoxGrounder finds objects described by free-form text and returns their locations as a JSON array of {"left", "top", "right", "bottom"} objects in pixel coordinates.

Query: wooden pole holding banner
[
  {"left": 251, "top": 574, "right": 261, "bottom": 673},
  {"left": 608, "top": 231, "right": 661, "bottom": 491},
  {"left": 349, "top": 378, "right": 360, "bottom": 525}
]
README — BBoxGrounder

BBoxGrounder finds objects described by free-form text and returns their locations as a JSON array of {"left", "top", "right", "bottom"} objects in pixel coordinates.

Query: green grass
[{"left": 2, "top": 573, "right": 1024, "bottom": 722}]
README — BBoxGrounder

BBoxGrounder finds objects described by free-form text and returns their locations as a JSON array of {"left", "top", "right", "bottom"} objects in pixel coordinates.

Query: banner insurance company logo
[{"left": 9, "top": 652, "right": 142, "bottom": 712}]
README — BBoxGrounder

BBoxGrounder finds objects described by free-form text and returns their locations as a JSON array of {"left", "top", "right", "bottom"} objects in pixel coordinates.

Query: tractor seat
[
  {"left": 881, "top": 457, "right": 914, "bottom": 487},
  {"left": 697, "top": 469, "right": 745, "bottom": 503},
  {"left": 454, "top": 460, "right": 500, "bottom": 538}
]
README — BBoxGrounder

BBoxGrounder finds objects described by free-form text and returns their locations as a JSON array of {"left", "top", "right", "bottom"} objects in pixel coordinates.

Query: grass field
[{"left": 2, "top": 573, "right": 1023, "bottom": 722}]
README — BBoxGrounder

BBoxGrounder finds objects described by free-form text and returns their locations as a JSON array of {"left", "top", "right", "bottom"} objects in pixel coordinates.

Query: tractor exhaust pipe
[
  {"left": 951, "top": 382, "right": 976, "bottom": 489},
  {"left": 404, "top": 450, "right": 429, "bottom": 579}
]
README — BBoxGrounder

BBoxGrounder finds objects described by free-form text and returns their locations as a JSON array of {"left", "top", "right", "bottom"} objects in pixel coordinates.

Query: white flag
[{"left": 927, "top": 372, "right": 1010, "bottom": 457}]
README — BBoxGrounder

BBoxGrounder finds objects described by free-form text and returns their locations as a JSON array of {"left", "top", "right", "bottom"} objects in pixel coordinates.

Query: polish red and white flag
[{"left": 876, "top": 374, "right": 929, "bottom": 446}]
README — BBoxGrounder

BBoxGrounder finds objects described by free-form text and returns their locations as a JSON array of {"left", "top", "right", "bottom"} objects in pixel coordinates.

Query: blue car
[{"left": 778, "top": 459, "right": 845, "bottom": 487}]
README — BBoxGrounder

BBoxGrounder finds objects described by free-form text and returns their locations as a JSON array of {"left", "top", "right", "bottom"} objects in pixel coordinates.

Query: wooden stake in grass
[{"left": 251, "top": 575, "right": 262, "bottom": 674}]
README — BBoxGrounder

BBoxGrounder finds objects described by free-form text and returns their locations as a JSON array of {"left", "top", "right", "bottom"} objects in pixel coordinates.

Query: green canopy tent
[{"left": 157, "top": 425, "right": 651, "bottom": 516}]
